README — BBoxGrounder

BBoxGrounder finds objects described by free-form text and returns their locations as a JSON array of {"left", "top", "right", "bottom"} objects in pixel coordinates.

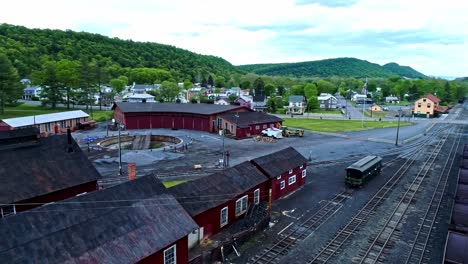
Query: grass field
[
  {"left": 162, "top": 180, "right": 188, "bottom": 188},
  {"left": 283, "top": 118, "right": 410, "bottom": 132},
  {"left": 360, "top": 110, "right": 387, "bottom": 118},
  {"left": 0, "top": 104, "right": 113, "bottom": 121},
  {"left": 308, "top": 109, "right": 343, "bottom": 115}
]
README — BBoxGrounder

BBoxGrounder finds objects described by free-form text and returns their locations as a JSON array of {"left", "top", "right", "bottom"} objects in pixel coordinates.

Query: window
[
  {"left": 427, "top": 103, "right": 431, "bottom": 108},
  {"left": 220, "top": 207, "right": 228, "bottom": 227},
  {"left": 61, "top": 120, "right": 66, "bottom": 128},
  {"left": 255, "top": 125, "right": 260, "bottom": 130},
  {"left": 423, "top": 98, "right": 426, "bottom": 102},
  {"left": 217, "top": 118, "right": 222, "bottom": 128},
  {"left": 280, "top": 181, "right": 286, "bottom": 190},
  {"left": 230, "top": 124, "right": 234, "bottom": 132},
  {"left": 263, "top": 124, "right": 267, "bottom": 129},
  {"left": 235, "top": 195, "right": 248, "bottom": 216},
  {"left": 1, "top": 205, "right": 16, "bottom": 218},
  {"left": 164, "top": 245, "right": 176, "bottom": 264},
  {"left": 302, "top": 170, "right": 307, "bottom": 178},
  {"left": 254, "top": 189, "right": 260, "bottom": 205},
  {"left": 288, "top": 176, "right": 296, "bottom": 185},
  {"left": 289, "top": 169, "right": 293, "bottom": 174},
  {"left": 45, "top": 123, "right": 51, "bottom": 132},
  {"left": 75, "top": 118, "right": 81, "bottom": 125},
  {"left": 270, "top": 124, "right": 275, "bottom": 128},
  {"left": 417, "top": 103, "right": 421, "bottom": 107},
  {"left": 277, "top": 175, "right": 281, "bottom": 180}
]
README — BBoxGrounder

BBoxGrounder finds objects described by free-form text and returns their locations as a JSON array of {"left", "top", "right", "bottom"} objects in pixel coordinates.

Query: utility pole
[
  {"left": 395, "top": 108, "right": 402, "bottom": 146},
  {"left": 117, "top": 119, "right": 122, "bottom": 175}
]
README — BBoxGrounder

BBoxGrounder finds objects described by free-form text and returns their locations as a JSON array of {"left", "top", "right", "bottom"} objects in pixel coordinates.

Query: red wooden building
[
  {"left": 169, "top": 161, "right": 269, "bottom": 246},
  {"left": 251, "top": 147, "right": 308, "bottom": 201},
  {"left": 217, "top": 111, "right": 283, "bottom": 139},
  {"left": 0, "top": 175, "right": 198, "bottom": 264},
  {"left": 112, "top": 102, "right": 249, "bottom": 132},
  {"left": 0, "top": 128, "right": 102, "bottom": 218}
]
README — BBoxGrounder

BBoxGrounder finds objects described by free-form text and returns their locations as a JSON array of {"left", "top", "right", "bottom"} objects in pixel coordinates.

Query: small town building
[
  {"left": 217, "top": 111, "right": 283, "bottom": 139},
  {"left": 251, "top": 147, "right": 308, "bottom": 201},
  {"left": 352, "top": 94, "right": 367, "bottom": 102},
  {"left": 113, "top": 102, "right": 249, "bottom": 132},
  {"left": 214, "top": 98, "right": 230, "bottom": 105},
  {"left": 317, "top": 93, "right": 338, "bottom": 109},
  {"left": 252, "top": 95, "right": 268, "bottom": 112},
  {"left": 0, "top": 175, "right": 198, "bottom": 263},
  {"left": 0, "top": 128, "right": 102, "bottom": 217},
  {"left": 369, "top": 105, "right": 383, "bottom": 112},
  {"left": 169, "top": 161, "right": 269, "bottom": 243},
  {"left": 385, "top": 96, "right": 399, "bottom": 103},
  {"left": 288, "top": 95, "right": 306, "bottom": 115},
  {"left": 413, "top": 93, "right": 447, "bottom": 118},
  {"left": 235, "top": 95, "right": 253, "bottom": 109},
  {"left": 129, "top": 83, "right": 155, "bottom": 93},
  {"left": 0, "top": 110, "right": 89, "bottom": 135},
  {"left": 126, "top": 93, "right": 156, "bottom": 103},
  {"left": 23, "top": 85, "right": 42, "bottom": 100}
]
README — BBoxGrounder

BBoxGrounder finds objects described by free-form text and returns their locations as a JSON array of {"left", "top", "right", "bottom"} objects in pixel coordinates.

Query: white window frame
[
  {"left": 302, "top": 169, "right": 307, "bottom": 178},
  {"left": 255, "top": 125, "right": 260, "bottom": 130},
  {"left": 277, "top": 175, "right": 281, "bottom": 180},
  {"left": 235, "top": 195, "right": 248, "bottom": 216},
  {"left": 164, "top": 245, "right": 176, "bottom": 264},
  {"left": 289, "top": 169, "right": 293, "bottom": 174},
  {"left": 220, "top": 207, "right": 228, "bottom": 227},
  {"left": 288, "top": 175, "right": 296, "bottom": 185},
  {"left": 280, "top": 180, "right": 285, "bottom": 190},
  {"left": 254, "top": 189, "right": 260, "bottom": 205},
  {"left": 300, "top": 165, "right": 303, "bottom": 169},
  {"left": 1, "top": 205, "right": 16, "bottom": 217}
]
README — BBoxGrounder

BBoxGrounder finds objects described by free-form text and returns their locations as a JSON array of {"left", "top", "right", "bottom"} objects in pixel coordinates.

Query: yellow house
[
  {"left": 413, "top": 94, "right": 445, "bottom": 118},
  {"left": 369, "top": 105, "right": 383, "bottom": 112}
]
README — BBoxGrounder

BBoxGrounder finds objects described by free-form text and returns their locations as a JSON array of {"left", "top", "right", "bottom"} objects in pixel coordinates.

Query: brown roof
[
  {"left": 424, "top": 93, "right": 440, "bottom": 103},
  {"left": 113, "top": 102, "right": 249, "bottom": 115},
  {"left": 218, "top": 112, "right": 283, "bottom": 128},
  {"left": 251, "top": 147, "right": 308, "bottom": 178},
  {"left": 435, "top": 105, "right": 448, "bottom": 113}
]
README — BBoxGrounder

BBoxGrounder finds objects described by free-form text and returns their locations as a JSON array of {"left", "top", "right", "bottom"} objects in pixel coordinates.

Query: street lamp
[{"left": 395, "top": 108, "right": 402, "bottom": 146}]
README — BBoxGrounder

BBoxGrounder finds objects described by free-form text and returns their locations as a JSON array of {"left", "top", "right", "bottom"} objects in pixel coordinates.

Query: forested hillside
[
  {"left": 0, "top": 23, "right": 238, "bottom": 80},
  {"left": 238, "top": 58, "right": 426, "bottom": 78}
]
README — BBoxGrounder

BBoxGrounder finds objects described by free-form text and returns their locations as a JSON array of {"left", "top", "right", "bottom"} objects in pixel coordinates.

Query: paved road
[{"left": 336, "top": 95, "right": 366, "bottom": 120}]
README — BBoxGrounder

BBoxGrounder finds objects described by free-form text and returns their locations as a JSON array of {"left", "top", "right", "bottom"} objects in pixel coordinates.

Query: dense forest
[
  {"left": 0, "top": 23, "right": 239, "bottom": 81},
  {"left": 237, "top": 58, "right": 427, "bottom": 79}
]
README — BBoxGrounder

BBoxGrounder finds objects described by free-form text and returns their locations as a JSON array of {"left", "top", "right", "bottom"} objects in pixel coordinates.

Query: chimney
[
  {"left": 128, "top": 163, "right": 136, "bottom": 180},
  {"left": 67, "top": 128, "right": 74, "bottom": 153}
]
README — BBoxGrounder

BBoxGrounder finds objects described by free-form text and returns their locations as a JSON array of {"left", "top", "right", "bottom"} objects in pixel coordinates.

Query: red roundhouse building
[
  {"left": 169, "top": 161, "right": 269, "bottom": 246},
  {"left": 112, "top": 102, "right": 250, "bottom": 132},
  {"left": 251, "top": 147, "right": 308, "bottom": 201}
]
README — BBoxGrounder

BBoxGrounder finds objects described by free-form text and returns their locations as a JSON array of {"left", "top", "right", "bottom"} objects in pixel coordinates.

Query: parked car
[{"left": 261, "top": 128, "right": 283, "bottom": 139}]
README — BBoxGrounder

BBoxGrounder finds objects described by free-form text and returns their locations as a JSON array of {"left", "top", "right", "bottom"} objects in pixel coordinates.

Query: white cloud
[{"left": 1, "top": 0, "right": 467, "bottom": 76}]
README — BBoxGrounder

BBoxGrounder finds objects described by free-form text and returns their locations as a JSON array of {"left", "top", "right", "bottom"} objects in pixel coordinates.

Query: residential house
[
  {"left": 317, "top": 93, "right": 338, "bottom": 109},
  {"left": 235, "top": 95, "right": 253, "bottom": 109},
  {"left": 0, "top": 128, "right": 102, "bottom": 217},
  {"left": 288, "top": 96, "right": 306, "bottom": 115},
  {"left": 0, "top": 110, "right": 89, "bottom": 135},
  {"left": 252, "top": 95, "right": 268, "bottom": 112},
  {"left": 251, "top": 147, "right": 308, "bottom": 201},
  {"left": 413, "top": 93, "right": 447, "bottom": 118},
  {"left": 352, "top": 94, "right": 367, "bottom": 102},
  {"left": 169, "top": 161, "right": 269, "bottom": 244},
  {"left": 23, "top": 85, "right": 42, "bottom": 100},
  {"left": 217, "top": 111, "right": 283, "bottom": 139},
  {"left": 130, "top": 83, "right": 154, "bottom": 93},
  {"left": 126, "top": 93, "right": 156, "bottom": 103},
  {"left": 385, "top": 96, "right": 399, "bottom": 103},
  {"left": 214, "top": 98, "right": 230, "bottom": 105},
  {"left": 0, "top": 175, "right": 198, "bottom": 263}
]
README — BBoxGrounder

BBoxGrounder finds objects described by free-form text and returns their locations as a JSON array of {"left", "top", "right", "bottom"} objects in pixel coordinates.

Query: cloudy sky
[{"left": 1, "top": 0, "right": 467, "bottom": 77}]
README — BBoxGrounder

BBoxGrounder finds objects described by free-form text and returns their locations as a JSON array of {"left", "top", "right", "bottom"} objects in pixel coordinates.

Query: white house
[
  {"left": 288, "top": 95, "right": 306, "bottom": 115},
  {"left": 23, "top": 86, "right": 42, "bottom": 100},
  {"left": 317, "top": 93, "right": 338, "bottom": 109},
  {"left": 352, "top": 94, "right": 367, "bottom": 102},
  {"left": 126, "top": 93, "right": 155, "bottom": 103},
  {"left": 385, "top": 96, "right": 399, "bottom": 103}
]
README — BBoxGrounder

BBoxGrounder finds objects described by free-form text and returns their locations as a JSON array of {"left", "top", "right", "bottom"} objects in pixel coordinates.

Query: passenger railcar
[{"left": 345, "top": 155, "right": 382, "bottom": 187}]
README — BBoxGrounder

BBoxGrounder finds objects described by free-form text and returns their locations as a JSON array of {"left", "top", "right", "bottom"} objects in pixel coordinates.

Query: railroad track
[
  {"left": 354, "top": 127, "right": 455, "bottom": 264},
  {"left": 403, "top": 127, "right": 463, "bottom": 264},
  {"left": 248, "top": 190, "right": 353, "bottom": 264},
  {"left": 307, "top": 126, "right": 450, "bottom": 264}
]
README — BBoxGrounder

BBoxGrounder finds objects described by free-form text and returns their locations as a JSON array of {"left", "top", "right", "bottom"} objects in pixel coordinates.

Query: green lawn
[
  {"left": 0, "top": 104, "right": 113, "bottom": 121},
  {"left": 283, "top": 118, "right": 410, "bottom": 132},
  {"left": 360, "top": 110, "right": 387, "bottom": 118},
  {"left": 307, "top": 109, "right": 343, "bottom": 115},
  {"left": 162, "top": 180, "right": 188, "bottom": 188}
]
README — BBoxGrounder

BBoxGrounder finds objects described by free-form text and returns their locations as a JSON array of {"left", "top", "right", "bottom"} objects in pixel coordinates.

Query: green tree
[
  {"left": 214, "top": 76, "right": 225, "bottom": 88},
  {"left": 183, "top": 79, "right": 193, "bottom": 89},
  {"left": 208, "top": 75, "right": 214, "bottom": 87},
  {"left": 267, "top": 97, "right": 278, "bottom": 113},
  {"left": 253, "top": 77, "right": 265, "bottom": 96},
  {"left": 277, "top": 85, "right": 285, "bottom": 96},
  {"left": 34, "top": 61, "right": 63, "bottom": 108},
  {"left": 160, "top": 81, "right": 181, "bottom": 102},
  {"left": 56, "top": 59, "right": 80, "bottom": 109},
  {"left": 0, "top": 53, "right": 21, "bottom": 114},
  {"left": 264, "top": 82, "right": 276, "bottom": 96},
  {"left": 303, "top": 83, "right": 318, "bottom": 100},
  {"left": 228, "top": 93, "right": 237, "bottom": 102},
  {"left": 110, "top": 78, "right": 126, "bottom": 94},
  {"left": 316, "top": 79, "right": 336, "bottom": 94},
  {"left": 240, "top": 80, "right": 251, "bottom": 89},
  {"left": 306, "top": 97, "right": 319, "bottom": 112},
  {"left": 291, "top": 84, "right": 304, "bottom": 95},
  {"left": 78, "top": 57, "right": 97, "bottom": 109}
]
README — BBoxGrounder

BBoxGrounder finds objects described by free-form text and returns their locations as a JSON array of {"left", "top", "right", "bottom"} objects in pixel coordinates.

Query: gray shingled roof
[
  {"left": 0, "top": 175, "right": 198, "bottom": 263},
  {"left": 251, "top": 147, "right": 307, "bottom": 178},
  {"left": 288, "top": 95, "right": 305, "bottom": 103},
  {"left": 218, "top": 112, "right": 282, "bottom": 128},
  {"left": 113, "top": 102, "right": 248, "bottom": 115},
  {"left": 169, "top": 161, "right": 268, "bottom": 216},
  {"left": 0, "top": 134, "right": 102, "bottom": 204}
]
